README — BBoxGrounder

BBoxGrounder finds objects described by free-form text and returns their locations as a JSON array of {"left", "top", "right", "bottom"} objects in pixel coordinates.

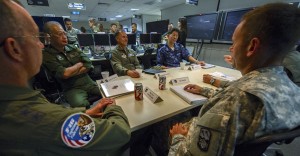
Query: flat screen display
[
  {"left": 146, "top": 20, "right": 169, "bottom": 34},
  {"left": 77, "top": 34, "right": 94, "bottom": 46},
  {"left": 94, "top": 34, "right": 110, "bottom": 46},
  {"left": 220, "top": 8, "right": 253, "bottom": 41},
  {"left": 186, "top": 13, "right": 218, "bottom": 40},
  {"left": 150, "top": 33, "right": 162, "bottom": 44},
  {"left": 127, "top": 34, "right": 136, "bottom": 45},
  {"left": 140, "top": 34, "right": 151, "bottom": 44},
  {"left": 109, "top": 34, "right": 117, "bottom": 46}
]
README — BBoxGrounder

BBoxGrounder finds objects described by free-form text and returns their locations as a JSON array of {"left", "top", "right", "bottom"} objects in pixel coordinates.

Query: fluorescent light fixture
[
  {"left": 72, "top": 19, "right": 79, "bottom": 22},
  {"left": 71, "top": 11, "right": 80, "bottom": 15},
  {"left": 62, "top": 16, "right": 71, "bottom": 18},
  {"left": 68, "top": 2, "right": 86, "bottom": 10},
  {"left": 43, "top": 14, "right": 55, "bottom": 17},
  {"left": 130, "top": 8, "right": 139, "bottom": 11},
  {"left": 110, "top": 18, "right": 116, "bottom": 20},
  {"left": 115, "top": 15, "right": 123, "bottom": 18}
]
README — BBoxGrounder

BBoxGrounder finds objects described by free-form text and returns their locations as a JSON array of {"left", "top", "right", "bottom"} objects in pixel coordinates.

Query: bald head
[{"left": 0, "top": 0, "right": 25, "bottom": 40}]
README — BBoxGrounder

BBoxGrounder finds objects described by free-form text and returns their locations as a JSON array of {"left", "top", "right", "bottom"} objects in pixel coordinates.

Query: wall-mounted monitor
[
  {"left": 140, "top": 34, "right": 151, "bottom": 44},
  {"left": 146, "top": 20, "right": 169, "bottom": 34},
  {"left": 127, "top": 34, "right": 137, "bottom": 45},
  {"left": 77, "top": 34, "right": 94, "bottom": 47},
  {"left": 32, "top": 16, "right": 66, "bottom": 32},
  {"left": 219, "top": 8, "right": 254, "bottom": 41},
  {"left": 109, "top": 34, "right": 117, "bottom": 46},
  {"left": 150, "top": 33, "right": 162, "bottom": 44},
  {"left": 32, "top": 16, "right": 44, "bottom": 32},
  {"left": 186, "top": 13, "right": 218, "bottom": 40},
  {"left": 93, "top": 34, "right": 110, "bottom": 46}
]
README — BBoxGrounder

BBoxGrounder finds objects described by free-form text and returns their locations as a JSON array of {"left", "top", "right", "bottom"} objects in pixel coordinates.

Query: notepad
[
  {"left": 99, "top": 79, "right": 134, "bottom": 98},
  {"left": 170, "top": 85, "right": 207, "bottom": 105}
]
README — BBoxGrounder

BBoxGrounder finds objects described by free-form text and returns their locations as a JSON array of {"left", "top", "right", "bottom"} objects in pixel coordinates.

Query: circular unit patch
[{"left": 61, "top": 113, "right": 95, "bottom": 148}]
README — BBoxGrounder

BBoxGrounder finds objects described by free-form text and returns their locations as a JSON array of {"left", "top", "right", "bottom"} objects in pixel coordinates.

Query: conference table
[{"left": 98, "top": 65, "right": 242, "bottom": 132}]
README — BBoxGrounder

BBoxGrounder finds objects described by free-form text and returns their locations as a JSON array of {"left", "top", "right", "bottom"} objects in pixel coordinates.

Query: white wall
[{"left": 142, "top": 14, "right": 161, "bottom": 33}]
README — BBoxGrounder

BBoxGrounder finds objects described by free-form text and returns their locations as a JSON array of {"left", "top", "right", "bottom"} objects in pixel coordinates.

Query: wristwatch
[{"left": 210, "top": 78, "right": 215, "bottom": 85}]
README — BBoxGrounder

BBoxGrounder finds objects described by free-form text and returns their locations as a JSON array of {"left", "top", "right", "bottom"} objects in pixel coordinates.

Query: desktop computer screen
[
  {"left": 150, "top": 33, "right": 162, "bottom": 44},
  {"left": 140, "top": 34, "right": 151, "bottom": 44},
  {"left": 94, "top": 34, "right": 110, "bottom": 46},
  {"left": 127, "top": 33, "right": 137, "bottom": 45},
  {"left": 109, "top": 34, "right": 117, "bottom": 46},
  {"left": 77, "top": 34, "right": 94, "bottom": 46}
]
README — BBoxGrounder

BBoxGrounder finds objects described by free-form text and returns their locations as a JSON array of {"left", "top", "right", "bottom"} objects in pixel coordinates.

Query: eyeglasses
[
  {"left": 50, "top": 31, "right": 67, "bottom": 37},
  {"left": 0, "top": 32, "right": 50, "bottom": 47}
]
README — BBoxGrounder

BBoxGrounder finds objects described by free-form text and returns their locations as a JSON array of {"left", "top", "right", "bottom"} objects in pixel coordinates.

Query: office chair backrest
[
  {"left": 142, "top": 48, "right": 155, "bottom": 69},
  {"left": 234, "top": 126, "right": 300, "bottom": 156}
]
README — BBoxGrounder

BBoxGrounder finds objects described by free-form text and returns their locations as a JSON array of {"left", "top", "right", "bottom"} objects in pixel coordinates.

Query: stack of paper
[
  {"left": 170, "top": 85, "right": 207, "bottom": 105},
  {"left": 99, "top": 79, "right": 134, "bottom": 98},
  {"left": 208, "top": 72, "right": 237, "bottom": 81}
]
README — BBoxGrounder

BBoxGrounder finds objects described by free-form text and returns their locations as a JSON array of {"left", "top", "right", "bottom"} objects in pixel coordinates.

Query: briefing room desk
[{"left": 99, "top": 65, "right": 242, "bottom": 132}]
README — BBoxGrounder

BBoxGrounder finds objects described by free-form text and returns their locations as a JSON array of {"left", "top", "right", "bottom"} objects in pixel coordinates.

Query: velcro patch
[
  {"left": 198, "top": 128, "right": 211, "bottom": 152},
  {"left": 61, "top": 113, "right": 95, "bottom": 148}
]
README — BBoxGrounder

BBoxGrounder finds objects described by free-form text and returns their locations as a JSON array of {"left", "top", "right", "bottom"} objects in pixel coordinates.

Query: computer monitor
[
  {"left": 77, "top": 34, "right": 94, "bottom": 46},
  {"left": 146, "top": 20, "right": 169, "bottom": 34},
  {"left": 220, "top": 8, "right": 254, "bottom": 41},
  {"left": 93, "top": 34, "right": 110, "bottom": 46},
  {"left": 109, "top": 34, "right": 117, "bottom": 46},
  {"left": 186, "top": 13, "right": 218, "bottom": 40},
  {"left": 150, "top": 33, "right": 162, "bottom": 44},
  {"left": 127, "top": 34, "right": 136, "bottom": 45},
  {"left": 32, "top": 16, "right": 44, "bottom": 32},
  {"left": 140, "top": 34, "right": 151, "bottom": 44}
]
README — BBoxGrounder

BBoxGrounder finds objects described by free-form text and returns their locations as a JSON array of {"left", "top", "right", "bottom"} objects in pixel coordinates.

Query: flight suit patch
[
  {"left": 198, "top": 128, "right": 211, "bottom": 152},
  {"left": 61, "top": 113, "right": 95, "bottom": 148}
]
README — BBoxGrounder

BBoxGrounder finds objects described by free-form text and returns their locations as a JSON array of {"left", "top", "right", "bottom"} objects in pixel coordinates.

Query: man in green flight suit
[
  {"left": 0, "top": 0, "right": 130, "bottom": 155},
  {"left": 43, "top": 21, "right": 101, "bottom": 107}
]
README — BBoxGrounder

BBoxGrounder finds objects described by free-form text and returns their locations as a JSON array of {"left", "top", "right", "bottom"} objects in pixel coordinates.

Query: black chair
[
  {"left": 142, "top": 48, "right": 155, "bottom": 69},
  {"left": 234, "top": 126, "right": 300, "bottom": 156},
  {"left": 32, "top": 65, "right": 65, "bottom": 104}
]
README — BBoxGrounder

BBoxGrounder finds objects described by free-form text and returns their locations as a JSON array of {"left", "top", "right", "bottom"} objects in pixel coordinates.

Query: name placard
[
  {"left": 188, "top": 65, "right": 201, "bottom": 70},
  {"left": 98, "top": 74, "right": 118, "bottom": 83},
  {"left": 154, "top": 72, "right": 169, "bottom": 79},
  {"left": 169, "top": 77, "right": 190, "bottom": 85},
  {"left": 144, "top": 87, "right": 163, "bottom": 103}
]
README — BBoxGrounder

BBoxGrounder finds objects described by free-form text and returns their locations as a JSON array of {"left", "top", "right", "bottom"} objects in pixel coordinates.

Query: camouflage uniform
[
  {"left": 157, "top": 42, "right": 191, "bottom": 67},
  {"left": 0, "top": 85, "right": 131, "bottom": 155},
  {"left": 43, "top": 45, "right": 101, "bottom": 107},
  {"left": 283, "top": 49, "right": 300, "bottom": 87},
  {"left": 66, "top": 27, "right": 81, "bottom": 45},
  {"left": 169, "top": 66, "right": 300, "bottom": 156},
  {"left": 110, "top": 45, "right": 141, "bottom": 76}
]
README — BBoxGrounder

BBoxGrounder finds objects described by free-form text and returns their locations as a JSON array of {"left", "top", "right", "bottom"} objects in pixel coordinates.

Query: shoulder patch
[
  {"left": 61, "top": 113, "right": 95, "bottom": 148},
  {"left": 198, "top": 128, "right": 211, "bottom": 152}
]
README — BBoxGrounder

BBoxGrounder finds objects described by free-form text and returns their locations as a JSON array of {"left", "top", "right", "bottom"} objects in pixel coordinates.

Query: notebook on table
[
  {"left": 143, "top": 69, "right": 166, "bottom": 75},
  {"left": 170, "top": 85, "right": 207, "bottom": 105}
]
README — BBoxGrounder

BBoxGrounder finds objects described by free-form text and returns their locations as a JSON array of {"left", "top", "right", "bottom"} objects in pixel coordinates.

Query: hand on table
[
  {"left": 85, "top": 98, "right": 115, "bottom": 118},
  {"left": 184, "top": 84, "right": 202, "bottom": 95}
]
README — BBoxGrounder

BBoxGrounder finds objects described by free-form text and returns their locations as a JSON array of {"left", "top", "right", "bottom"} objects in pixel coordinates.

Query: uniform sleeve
[
  {"left": 157, "top": 47, "right": 165, "bottom": 66},
  {"left": 42, "top": 51, "right": 66, "bottom": 79},
  {"left": 181, "top": 46, "right": 191, "bottom": 61},
  {"left": 78, "top": 48, "right": 93, "bottom": 70},
  {"left": 85, "top": 105, "right": 131, "bottom": 151},
  {"left": 169, "top": 91, "right": 264, "bottom": 156},
  {"left": 110, "top": 51, "right": 128, "bottom": 76},
  {"left": 199, "top": 87, "right": 215, "bottom": 98}
]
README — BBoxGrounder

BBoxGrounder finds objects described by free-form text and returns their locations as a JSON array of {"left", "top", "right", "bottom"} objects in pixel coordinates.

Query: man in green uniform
[
  {"left": 43, "top": 21, "right": 101, "bottom": 108},
  {"left": 169, "top": 3, "right": 300, "bottom": 156},
  {"left": 111, "top": 31, "right": 142, "bottom": 78},
  {"left": 0, "top": 1, "right": 130, "bottom": 155}
]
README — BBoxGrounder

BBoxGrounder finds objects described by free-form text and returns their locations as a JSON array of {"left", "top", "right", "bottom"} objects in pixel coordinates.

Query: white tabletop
[{"left": 103, "top": 65, "right": 241, "bottom": 132}]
